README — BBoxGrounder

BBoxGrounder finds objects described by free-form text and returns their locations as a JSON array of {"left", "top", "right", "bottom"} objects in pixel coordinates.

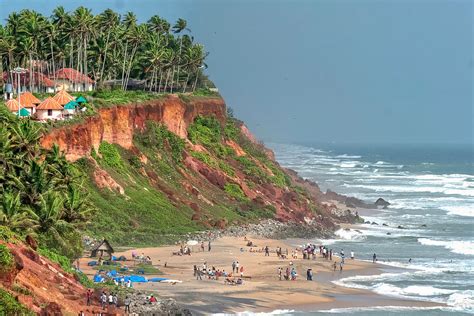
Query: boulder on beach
[
  {"left": 375, "top": 198, "right": 390, "bottom": 209},
  {"left": 371, "top": 222, "right": 379, "bottom": 225}
]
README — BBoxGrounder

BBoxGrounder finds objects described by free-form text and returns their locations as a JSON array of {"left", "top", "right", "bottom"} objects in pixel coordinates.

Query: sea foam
[{"left": 418, "top": 238, "right": 474, "bottom": 256}]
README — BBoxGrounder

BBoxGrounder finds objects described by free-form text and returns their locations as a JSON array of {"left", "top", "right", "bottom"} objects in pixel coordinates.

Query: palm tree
[
  {"left": 0, "top": 191, "right": 38, "bottom": 233},
  {"left": 171, "top": 18, "right": 190, "bottom": 93}
]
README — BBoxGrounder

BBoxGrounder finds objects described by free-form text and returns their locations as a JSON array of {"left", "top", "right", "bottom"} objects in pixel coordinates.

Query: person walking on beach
[
  {"left": 339, "top": 261, "right": 344, "bottom": 272},
  {"left": 329, "top": 249, "right": 332, "bottom": 261},
  {"left": 333, "top": 261, "right": 337, "bottom": 271},
  {"left": 351, "top": 251, "right": 355, "bottom": 260},
  {"left": 373, "top": 253, "right": 377, "bottom": 263},
  {"left": 278, "top": 267, "right": 282, "bottom": 280},
  {"left": 201, "top": 242, "right": 205, "bottom": 252},
  {"left": 100, "top": 292, "right": 107, "bottom": 310},
  {"left": 306, "top": 268, "right": 313, "bottom": 281},
  {"left": 232, "top": 261, "right": 236, "bottom": 273},
  {"left": 265, "top": 246, "right": 270, "bottom": 256},
  {"left": 240, "top": 266, "right": 244, "bottom": 277},
  {"left": 208, "top": 241, "right": 211, "bottom": 252},
  {"left": 236, "top": 261, "right": 240, "bottom": 274}
]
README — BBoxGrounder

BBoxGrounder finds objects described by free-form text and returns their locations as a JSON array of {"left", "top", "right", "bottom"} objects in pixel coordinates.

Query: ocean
[{"left": 270, "top": 142, "right": 473, "bottom": 315}]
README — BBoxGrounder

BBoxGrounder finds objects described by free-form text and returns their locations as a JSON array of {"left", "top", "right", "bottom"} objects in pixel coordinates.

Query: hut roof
[
  {"left": 91, "top": 239, "right": 114, "bottom": 254},
  {"left": 19, "top": 92, "right": 41, "bottom": 106},
  {"left": 36, "top": 97, "right": 63, "bottom": 110},
  {"left": 5, "top": 99, "right": 20, "bottom": 111},
  {"left": 55, "top": 68, "right": 94, "bottom": 84},
  {"left": 53, "top": 90, "right": 74, "bottom": 106}
]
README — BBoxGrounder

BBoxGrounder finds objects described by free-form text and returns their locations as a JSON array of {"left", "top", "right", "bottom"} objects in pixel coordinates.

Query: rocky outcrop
[
  {"left": 41, "top": 95, "right": 226, "bottom": 161},
  {"left": 375, "top": 198, "right": 390, "bottom": 209}
]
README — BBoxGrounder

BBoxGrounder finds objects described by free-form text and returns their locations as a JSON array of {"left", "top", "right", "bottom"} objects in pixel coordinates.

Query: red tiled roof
[
  {"left": 53, "top": 90, "right": 74, "bottom": 106},
  {"left": 5, "top": 99, "right": 20, "bottom": 111},
  {"left": 19, "top": 92, "right": 41, "bottom": 107},
  {"left": 36, "top": 97, "right": 63, "bottom": 110},
  {"left": 2, "top": 71, "right": 55, "bottom": 88},
  {"left": 54, "top": 68, "right": 94, "bottom": 84}
]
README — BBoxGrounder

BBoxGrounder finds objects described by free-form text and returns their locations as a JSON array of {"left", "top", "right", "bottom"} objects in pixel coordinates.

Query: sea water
[{"left": 270, "top": 143, "right": 473, "bottom": 315}]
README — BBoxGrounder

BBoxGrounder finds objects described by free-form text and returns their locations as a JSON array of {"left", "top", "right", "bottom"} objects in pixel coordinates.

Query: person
[
  {"left": 86, "top": 289, "right": 93, "bottom": 306},
  {"left": 78, "top": 311, "right": 85, "bottom": 316},
  {"left": 113, "top": 293, "right": 118, "bottom": 307},
  {"left": 351, "top": 251, "right": 355, "bottom": 260},
  {"left": 235, "top": 261, "right": 240, "bottom": 274},
  {"left": 329, "top": 249, "right": 332, "bottom": 261},
  {"left": 232, "top": 261, "right": 236, "bottom": 273},
  {"left": 193, "top": 265, "right": 197, "bottom": 276},
  {"left": 100, "top": 292, "right": 107, "bottom": 310},
  {"left": 285, "top": 267, "right": 290, "bottom": 280},
  {"left": 127, "top": 279, "right": 132, "bottom": 288},
  {"left": 149, "top": 295, "right": 157, "bottom": 303},
  {"left": 339, "top": 261, "right": 344, "bottom": 272},
  {"left": 333, "top": 261, "right": 337, "bottom": 271},
  {"left": 208, "top": 240, "right": 212, "bottom": 252},
  {"left": 201, "top": 242, "right": 205, "bottom": 252},
  {"left": 291, "top": 267, "right": 297, "bottom": 280},
  {"left": 408, "top": 258, "right": 412, "bottom": 263},
  {"left": 306, "top": 268, "right": 313, "bottom": 281},
  {"left": 124, "top": 296, "right": 131, "bottom": 313},
  {"left": 373, "top": 253, "right": 377, "bottom": 263},
  {"left": 108, "top": 293, "right": 114, "bottom": 306},
  {"left": 278, "top": 267, "right": 282, "bottom": 280},
  {"left": 240, "top": 265, "right": 244, "bottom": 277},
  {"left": 196, "top": 268, "right": 202, "bottom": 280}
]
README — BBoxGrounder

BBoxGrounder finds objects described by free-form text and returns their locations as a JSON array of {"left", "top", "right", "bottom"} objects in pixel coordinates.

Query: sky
[{"left": 1, "top": 0, "right": 472, "bottom": 145}]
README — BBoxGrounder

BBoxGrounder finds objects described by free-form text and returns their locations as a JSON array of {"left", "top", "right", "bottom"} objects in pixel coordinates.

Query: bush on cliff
[
  {"left": 0, "top": 244, "right": 14, "bottom": 273},
  {"left": 137, "top": 122, "right": 185, "bottom": 164},
  {"left": 188, "top": 116, "right": 222, "bottom": 149},
  {"left": 98, "top": 142, "right": 124, "bottom": 169},
  {"left": 0, "top": 289, "right": 34, "bottom": 316},
  {"left": 224, "top": 183, "right": 248, "bottom": 201}
]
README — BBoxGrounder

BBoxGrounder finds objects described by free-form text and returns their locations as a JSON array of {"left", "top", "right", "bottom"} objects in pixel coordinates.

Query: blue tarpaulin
[
  {"left": 93, "top": 275, "right": 105, "bottom": 283},
  {"left": 149, "top": 277, "right": 168, "bottom": 282}
]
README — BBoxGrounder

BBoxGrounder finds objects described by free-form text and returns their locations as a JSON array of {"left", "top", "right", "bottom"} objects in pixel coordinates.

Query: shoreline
[{"left": 79, "top": 234, "right": 443, "bottom": 314}]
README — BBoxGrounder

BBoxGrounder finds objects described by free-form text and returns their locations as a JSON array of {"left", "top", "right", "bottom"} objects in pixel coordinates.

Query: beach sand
[{"left": 79, "top": 236, "right": 442, "bottom": 314}]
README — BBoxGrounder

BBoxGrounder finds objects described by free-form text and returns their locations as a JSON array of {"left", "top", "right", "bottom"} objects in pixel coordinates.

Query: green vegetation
[
  {"left": 224, "top": 183, "right": 248, "bottom": 201},
  {"left": 191, "top": 151, "right": 218, "bottom": 168},
  {"left": 38, "top": 247, "right": 72, "bottom": 271},
  {"left": 98, "top": 142, "right": 124, "bottom": 169},
  {"left": 0, "top": 107, "right": 96, "bottom": 258},
  {"left": 0, "top": 7, "right": 208, "bottom": 93},
  {"left": 0, "top": 244, "right": 14, "bottom": 272},
  {"left": 188, "top": 116, "right": 222, "bottom": 148},
  {"left": 236, "top": 204, "right": 276, "bottom": 219},
  {"left": 0, "top": 289, "right": 34, "bottom": 316},
  {"left": 137, "top": 122, "right": 185, "bottom": 164}
]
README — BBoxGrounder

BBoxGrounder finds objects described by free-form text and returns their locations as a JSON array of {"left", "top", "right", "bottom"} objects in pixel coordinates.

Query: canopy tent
[
  {"left": 63, "top": 100, "right": 79, "bottom": 114},
  {"left": 75, "top": 96, "right": 88, "bottom": 104},
  {"left": 17, "top": 108, "right": 30, "bottom": 117}
]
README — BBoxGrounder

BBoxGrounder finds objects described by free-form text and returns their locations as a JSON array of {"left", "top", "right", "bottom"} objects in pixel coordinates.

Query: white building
[
  {"left": 35, "top": 97, "right": 63, "bottom": 121},
  {"left": 54, "top": 68, "right": 95, "bottom": 92}
]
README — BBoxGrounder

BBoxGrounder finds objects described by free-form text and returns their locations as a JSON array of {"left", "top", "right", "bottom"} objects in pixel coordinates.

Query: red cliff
[{"left": 41, "top": 95, "right": 226, "bottom": 161}]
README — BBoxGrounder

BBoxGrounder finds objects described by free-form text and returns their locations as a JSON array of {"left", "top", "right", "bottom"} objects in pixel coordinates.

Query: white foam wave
[
  {"left": 320, "top": 306, "right": 450, "bottom": 313},
  {"left": 334, "top": 228, "right": 366, "bottom": 241},
  {"left": 212, "top": 310, "right": 295, "bottom": 316},
  {"left": 418, "top": 238, "right": 474, "bottom": 256},
  {"left": 442, "top": 205, "right": 474, "bottom": 217},
  {"left": 340, "top": 162, "right": 358, "bottom": 168},
  {"left": 448, "top": 290, "right": 474, "bottom": 312},
  {"left": 336, "top": 154, "right": 362, "bottom": 159}
]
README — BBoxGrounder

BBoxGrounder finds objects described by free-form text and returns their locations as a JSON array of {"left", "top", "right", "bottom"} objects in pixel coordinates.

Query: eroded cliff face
[{"left": 41, "top": 95, "right": 226, "bottom": 161}]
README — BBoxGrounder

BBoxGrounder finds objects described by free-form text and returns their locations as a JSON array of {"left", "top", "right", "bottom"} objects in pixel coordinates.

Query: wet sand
[{"left": 80, "top": 236, "right": 442, "bottom": 314}]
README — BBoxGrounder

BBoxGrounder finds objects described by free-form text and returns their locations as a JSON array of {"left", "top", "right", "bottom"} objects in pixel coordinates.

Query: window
[{"left": 47, "top": 109, "right": 53, "bottom": 116}]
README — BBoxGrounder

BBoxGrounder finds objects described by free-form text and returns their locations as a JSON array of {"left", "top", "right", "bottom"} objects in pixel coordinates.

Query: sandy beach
[{"left": 79, "top": 235, "right": 443, "bottom": 314}]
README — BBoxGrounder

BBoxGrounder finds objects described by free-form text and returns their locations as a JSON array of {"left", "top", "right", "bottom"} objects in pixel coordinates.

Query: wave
[
  {"left": 212, "top": 310, "right": 295, "bottom": 316},
  {"left": 336, "top": 154, "right": 362, "bottom": 159},
  {"left": 319, "top": 306, "right": 452, "bottom": 314},
  {"left": 418, "top": 238, "right": 474, "bottom": 256},
  {"left": 442, "top": 205, "right": 474, "bottom": 217}
]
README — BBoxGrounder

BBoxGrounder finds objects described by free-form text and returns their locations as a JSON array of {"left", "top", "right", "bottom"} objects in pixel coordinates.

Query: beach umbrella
[
  {"left": 64, "top": 100, "right": 79, "bottom": 114},
  {"left": 76, "top": 95, "right": 88, "bottom": 104},
  {"left": 17, "top": 108, "right": 30, "bottom": 117}
]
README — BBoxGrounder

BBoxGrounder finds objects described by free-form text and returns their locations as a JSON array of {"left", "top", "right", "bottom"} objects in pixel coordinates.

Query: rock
[
  {"left": 25, "top": 235, "right": 38, "bottom": 250},
  {"left": 421, "top": 224, "right": 427, "bottom": 227},
  {"left": 364, "top": 221, "right": 371, "bottom": 224},
  {"left": 375, "top": 198, "right": 390, "bottom": 209},
  {"left": 371, "top": 222, "right": 378, "bottom": 225},
  {"left": 386, "top": 232, "right": 391, "bottom": 235},
  {"left": 397, "top": 225, "right": 404, "bottom": 229},
  {"left": 382, "top": 223, "right": 388, "bottom": 227}
]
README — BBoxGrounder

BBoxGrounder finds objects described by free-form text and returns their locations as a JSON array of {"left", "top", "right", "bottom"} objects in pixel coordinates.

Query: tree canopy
[{"left": 0, "top": 7, "right": 208, "bottom": 92}]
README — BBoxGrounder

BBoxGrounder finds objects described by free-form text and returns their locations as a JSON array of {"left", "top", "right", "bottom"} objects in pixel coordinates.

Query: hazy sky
[{"left": 1, "top": 0, "right": 472, "bottom": 144}]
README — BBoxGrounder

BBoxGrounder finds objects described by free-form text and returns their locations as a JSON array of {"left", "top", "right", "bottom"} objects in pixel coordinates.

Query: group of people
[
  {"left": 277, "top": 266, "right": 298, "bottom": 281},
  {"left": 193, "top": 261, "right": 244, "bottom": 281},
  {"left": 131, "top": 252, "right": 152, "bottom": 263},
  {"left": 200, "top": 241, "right": 212, "bottom": 252}
]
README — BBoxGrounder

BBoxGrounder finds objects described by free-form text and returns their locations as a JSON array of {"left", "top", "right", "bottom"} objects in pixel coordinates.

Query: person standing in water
[
  {"left": 351, "top": 251, "right": 354, "bottom": 259},
  {"left": 373, "top": 253, "right": 377, "bottom": 263}
]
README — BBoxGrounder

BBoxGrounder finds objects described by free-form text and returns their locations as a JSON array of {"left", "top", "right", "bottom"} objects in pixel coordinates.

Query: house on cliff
[
  {"left": 35, "top": 97, "right": 63, "bottom": 121},
  {"left": 54, "top": 68, "right": 95, "bottom": 92}
]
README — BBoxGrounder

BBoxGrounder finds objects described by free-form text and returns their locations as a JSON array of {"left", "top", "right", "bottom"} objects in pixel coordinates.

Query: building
[
  {"left": 2, "top": 71, "right": 56, "bottom": 94},
  {"left": 19, "top": 92, "right": 41, "bottom": 115},
  {"left": 54, "top": 68, "right": 94, "bottom": 92},
  {"left": 35, "top": 97, "right": 63, "bottom": 121},
  {"left": 90, "top": 239, "right": 114, "bottom": 260}
]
